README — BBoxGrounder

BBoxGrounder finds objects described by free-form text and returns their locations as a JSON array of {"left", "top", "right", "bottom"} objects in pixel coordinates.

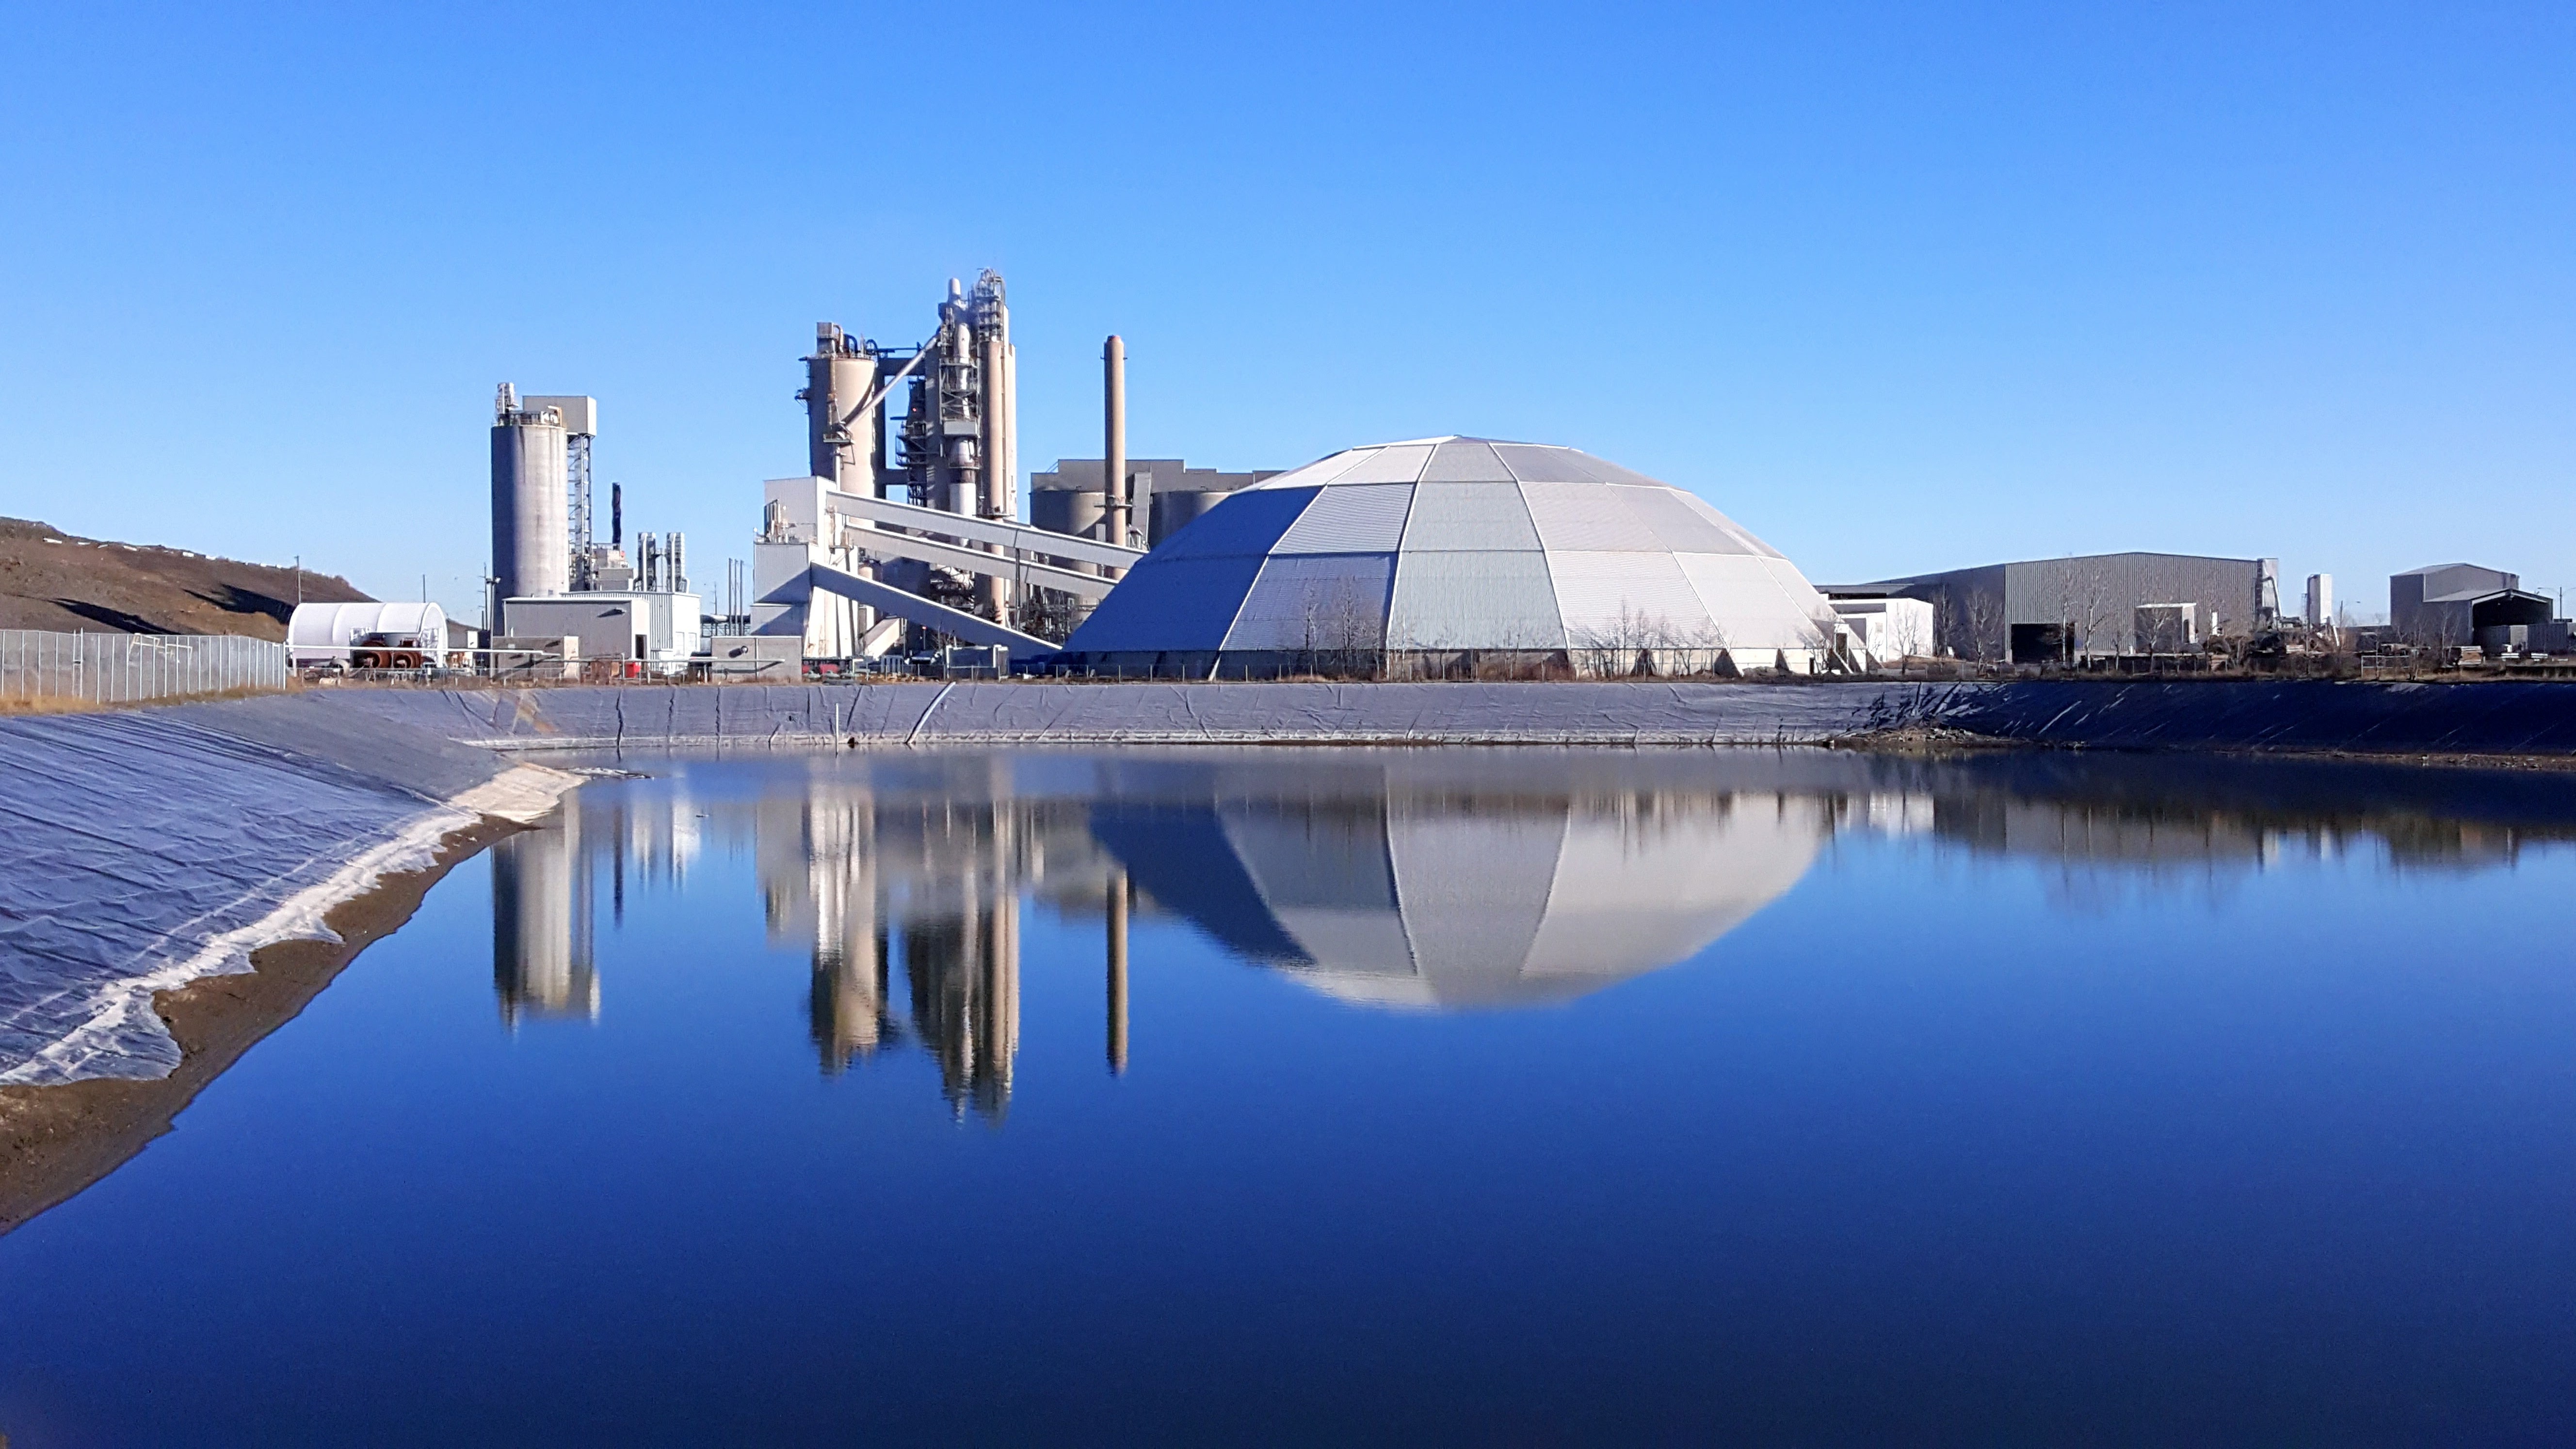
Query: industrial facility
[
  {"left": 1832, "top": 552, "right": 2284, "bottom": 663},
  {"left": 276, "top": 267, "right": 2466, "bottom": 682},
  {"left": 486, "top": 386, "right": 703, "bottom": 672},
  {"left": 2388, "top": 564, "right": 2569, "bottom": 655}
]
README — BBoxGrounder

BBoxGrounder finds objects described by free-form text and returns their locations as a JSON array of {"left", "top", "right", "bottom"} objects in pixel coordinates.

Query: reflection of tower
[
  {"left": 491, "top": 809, "right": 599, "bottom": 1024},
  {"left": 1106, "top": 870, "right": 1129, "bottom": 1075},
  {"left": 896, "top": 773, "right": 1022, "bottom": 1122},
  {"left": 805, "top": 782, "right": 895, "bottom": 1073}
]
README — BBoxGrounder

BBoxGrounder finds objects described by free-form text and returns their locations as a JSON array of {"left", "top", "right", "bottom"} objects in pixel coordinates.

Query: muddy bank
[{"left": 0, "top": 816, "right": 518, "bottom": 1235}]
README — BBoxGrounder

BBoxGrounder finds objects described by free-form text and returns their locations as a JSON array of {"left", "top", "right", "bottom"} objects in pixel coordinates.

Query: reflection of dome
[
  {"left": 1092, "top": 791, "right": 1826, "bottom": 1008},
  {"left": 1063, "top": 437, "right": 1837, "bottom": 671}
]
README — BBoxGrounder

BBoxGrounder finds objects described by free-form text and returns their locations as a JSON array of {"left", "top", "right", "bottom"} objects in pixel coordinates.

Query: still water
[{"left": 6, "top": 747, "right": 2576, "bottom": 1444}]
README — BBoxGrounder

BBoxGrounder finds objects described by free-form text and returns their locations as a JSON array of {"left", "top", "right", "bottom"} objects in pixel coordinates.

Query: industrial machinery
[{"left": 757, "top": 273, "right": 1153, "bottom": 667}]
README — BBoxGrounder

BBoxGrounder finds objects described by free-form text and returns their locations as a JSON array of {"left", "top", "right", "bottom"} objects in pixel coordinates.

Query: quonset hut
[{"left": 1056, "top": 437, "right": 1843, "bottom": 678}]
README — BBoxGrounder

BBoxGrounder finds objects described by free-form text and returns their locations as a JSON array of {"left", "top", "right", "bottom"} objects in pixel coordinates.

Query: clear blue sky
[{"left": 2, "top": 1, "right": 2568, "bottom": 623}]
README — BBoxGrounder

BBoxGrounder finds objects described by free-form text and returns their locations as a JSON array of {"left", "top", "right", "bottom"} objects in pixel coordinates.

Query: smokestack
[{"left": 1103, "top": 335, "right": 1127, "bottom": 565}]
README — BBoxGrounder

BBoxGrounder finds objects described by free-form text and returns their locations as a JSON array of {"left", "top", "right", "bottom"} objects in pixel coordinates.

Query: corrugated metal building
[
  {"left": 1833, "top": 552, "right": 2280, "bottom": 663},
  {"left": 1058, "top": 437, "right": 1843, "bottom": 677}
]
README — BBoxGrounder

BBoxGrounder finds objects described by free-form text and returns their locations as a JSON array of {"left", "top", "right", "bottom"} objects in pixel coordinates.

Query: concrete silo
[{"left": 491, "top": 384, "right": 569, "bottom": 602}]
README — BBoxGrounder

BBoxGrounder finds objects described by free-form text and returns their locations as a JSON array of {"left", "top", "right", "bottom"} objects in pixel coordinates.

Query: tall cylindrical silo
[
  {"left": 492, "top": 399, "right": 569, "bottom": 606},
  {"left": 805, "top": 324, "right": 879, "bottom": 488}
]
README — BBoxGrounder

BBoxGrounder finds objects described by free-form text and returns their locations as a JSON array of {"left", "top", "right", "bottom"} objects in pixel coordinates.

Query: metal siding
[
  {"left": 1398, "top": 482, "right": 1543, "bottom": 551},
  {"left": 1673, "top": 554, "right": 1821, "bottom": 650},
  {"left": 1578, "top": 456, "right": 1670, "bottom": 488},
  {"left": 1491, "top": 444, "right": 1604, "bottom": 483},
  {"left": 1520, "top": 481, "right": 1664, "bottom": 552},
  {"left": 1384, "top": 550, "right": 1566, "bottom": 649},
  {"left": 1671, "top": 492, "right": 1783, "bottom": 559},
  {"left": 1274, "top": 484, "right": 1415, "bottom": 554},
  {"left": 1545, "top": 550, "right": 1712, "bottom": 645},
  {"left": 1330, "top": 444, "right": 1435, "bottom": 484},
  {"left": 1064, "top": 554, "right": 1269, "bottom": 651},
  {"left": 1251, "top": 449, "right": 1371, "bottom": 492},
  {"left": 1219, "top": 554, "right": 1395, "bottom": 651},
  {"left": 1618, "top": 485, "right": 1756, "bottom": 556},
  {"left": 1152, "top": 486, "right": 1319, "bottom": 560},
  {"left": 1419, "top": 439, "right": 1513, "bottom": 483}
]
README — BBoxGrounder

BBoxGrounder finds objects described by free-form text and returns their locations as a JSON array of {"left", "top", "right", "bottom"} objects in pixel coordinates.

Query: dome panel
[
  {"left": 1492, "top": 444, "right": 1606, "bottom": 483},
  {"left": 1399, "top": 482, "right": 1542, "bottom": 552},
  {"left": 1673, "top": 493, "right": 1782, "bottom": 560},
  {"left": 1273, "top": 483, "right": 1414, "bottom": 554},
  {"left": 1548, "top": 550, "right": 1712, "bottom": 647},
  {"left": 1384, "top": 549, "right": 1564, "bottom": 650},
  {"left": 1153, "top": 486, "right": 1319, "bottom": 560},
  {"left": 1617, "top": 484, "right": 1755, "bottom": 557},
  {"left": 1673, "top": 554, "right": 1823, "bottom": 649},
  {"left": 1066, "top": 554, "right": 1267, "bottom": 650},
  {"left": 1256, "top": 450, "right": 1373, "bottom": 492},
  {"left": 1331, "top": 444, "right": 1436, "bottom": 484},
  {"left": 1220, "top": 554, "right": 1395, "bottom": 652},
  {"left": 1521, "top": 481, "right": 1665, "bottom": 552},
  {"left": 1420, "top": 439, "right": 1513, "bottom": 483}
]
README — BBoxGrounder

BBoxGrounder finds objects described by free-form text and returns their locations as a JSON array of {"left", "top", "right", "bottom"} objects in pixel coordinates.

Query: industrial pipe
[{"left": 1103, "top": 335, "right": 1127, "bottom": 573}]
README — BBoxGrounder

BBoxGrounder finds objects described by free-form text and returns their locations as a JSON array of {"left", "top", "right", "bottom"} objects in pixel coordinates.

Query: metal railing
[{"left": 0, "top": 630, "right": 289, "bottom": 707}]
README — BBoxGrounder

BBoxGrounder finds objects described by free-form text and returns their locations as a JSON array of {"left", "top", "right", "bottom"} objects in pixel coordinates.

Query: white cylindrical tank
[
  {"left": 287, "top": 601, "right": 449, "bottom": 665},
  {"left": 493, "top": 401, "right": 569, "bottom": 603}
]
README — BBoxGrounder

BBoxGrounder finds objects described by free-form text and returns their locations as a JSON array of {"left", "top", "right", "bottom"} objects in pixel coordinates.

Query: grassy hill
[{"left": 0, "top": 517, "right": 370, "bottom": 640}]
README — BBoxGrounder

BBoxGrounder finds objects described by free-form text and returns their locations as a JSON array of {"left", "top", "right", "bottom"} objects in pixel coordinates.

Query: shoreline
[{"left": 0, "top": 816, "right": 522, "bottom": 1237}]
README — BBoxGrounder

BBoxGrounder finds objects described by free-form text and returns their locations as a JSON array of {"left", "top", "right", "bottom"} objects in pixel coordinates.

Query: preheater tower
[{"left": 492, "top": 384, "right": 570, "bottom": 603}]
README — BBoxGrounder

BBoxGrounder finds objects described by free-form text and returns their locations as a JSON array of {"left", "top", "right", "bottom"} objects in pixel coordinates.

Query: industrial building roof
[{"left": 1063, "top": 437, "right": 1836, "bottom": 660}]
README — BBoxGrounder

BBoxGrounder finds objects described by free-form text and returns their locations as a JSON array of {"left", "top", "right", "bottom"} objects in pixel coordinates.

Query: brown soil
[
  {"left": 0, "top": 816, "right": 520, "bottom": 1236},
  {"left": 0, "top": 516, "right": 368, "bottom": 639}
]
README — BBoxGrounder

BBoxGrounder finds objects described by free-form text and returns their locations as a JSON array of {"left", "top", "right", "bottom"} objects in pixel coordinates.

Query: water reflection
[{"left": 488, "top": 750, "right": 2576, "bottom": 1117}]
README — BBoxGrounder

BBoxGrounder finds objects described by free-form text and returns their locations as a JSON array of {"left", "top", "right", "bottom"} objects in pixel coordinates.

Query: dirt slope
[{"left": 0, "top": 517, "right": 369, "bottom": 639}]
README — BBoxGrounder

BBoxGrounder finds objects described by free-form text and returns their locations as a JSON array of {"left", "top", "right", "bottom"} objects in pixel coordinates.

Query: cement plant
[{"left": 12, "top": 279, "right": 2576, "bottom": 1444}]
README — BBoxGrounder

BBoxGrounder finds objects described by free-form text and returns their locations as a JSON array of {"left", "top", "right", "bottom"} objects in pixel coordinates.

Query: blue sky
[{"left": 1, "top": 1, "right": 2567, "bottom": 622}]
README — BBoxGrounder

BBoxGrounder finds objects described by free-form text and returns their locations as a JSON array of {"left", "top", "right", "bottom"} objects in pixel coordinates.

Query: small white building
[
  {"left": 1830, "top": 596, "right": 1936, "bottom": 667},
  {"left": 503, "top": 592, "right": 702, "bottom": 667}
]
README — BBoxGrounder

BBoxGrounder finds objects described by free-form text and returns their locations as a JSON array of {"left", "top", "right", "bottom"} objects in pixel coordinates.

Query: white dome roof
[{"left": 1064, "top": 437, "right": 1835, "bottom": 663}]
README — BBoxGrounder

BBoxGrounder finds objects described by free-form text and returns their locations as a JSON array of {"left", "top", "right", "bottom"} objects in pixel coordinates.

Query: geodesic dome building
[{"left": 1059, "top": 436, "right": 1844, "bottom": 677}]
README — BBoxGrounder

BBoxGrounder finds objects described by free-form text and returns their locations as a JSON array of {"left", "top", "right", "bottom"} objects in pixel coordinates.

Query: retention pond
[{"left": 5, "top": 745, "right": 2576, "bottom": 1443}]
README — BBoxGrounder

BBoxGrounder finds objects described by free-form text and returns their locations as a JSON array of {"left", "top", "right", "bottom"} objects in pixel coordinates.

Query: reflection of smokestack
[
  {"left": 1107, "top": 871, "right": 1129, "bottom": 1075},
  {"left": 1102, "top": 335, "right": 1127, "bottom": 569},
  {"left": 491, "top": 810, "right": 598, "bottom": 1025}
]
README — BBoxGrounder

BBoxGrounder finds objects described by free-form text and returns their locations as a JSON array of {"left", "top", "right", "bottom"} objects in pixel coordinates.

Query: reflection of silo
[
  {"left": 491, "top": 389, "right": 569, "bottom": 603},
  {"left": 901, "top": 893, "right": 1020, "bottom": 1122},
  {"left": 491, "top": 810, "right": 598, "bottom": 1023},
  {"left": 810, "top": 922, "right": 892, "bottom": 1074}
]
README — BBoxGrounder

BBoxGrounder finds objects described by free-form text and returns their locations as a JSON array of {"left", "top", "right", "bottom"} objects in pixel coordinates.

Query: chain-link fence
[{"left": 0, "top": 630, "right": 289, "bottom": 707}]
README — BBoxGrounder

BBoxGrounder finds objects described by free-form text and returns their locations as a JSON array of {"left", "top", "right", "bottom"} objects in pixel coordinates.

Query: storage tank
[
  {"left": 492, "top": 386, "right": 569, "bottom": 602},
  {"left": 1030, "top": 485, "right": 1108, "bottom": 552},
  {"left": 805, "top": 324, "right": 880, "bottom": 488}
]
